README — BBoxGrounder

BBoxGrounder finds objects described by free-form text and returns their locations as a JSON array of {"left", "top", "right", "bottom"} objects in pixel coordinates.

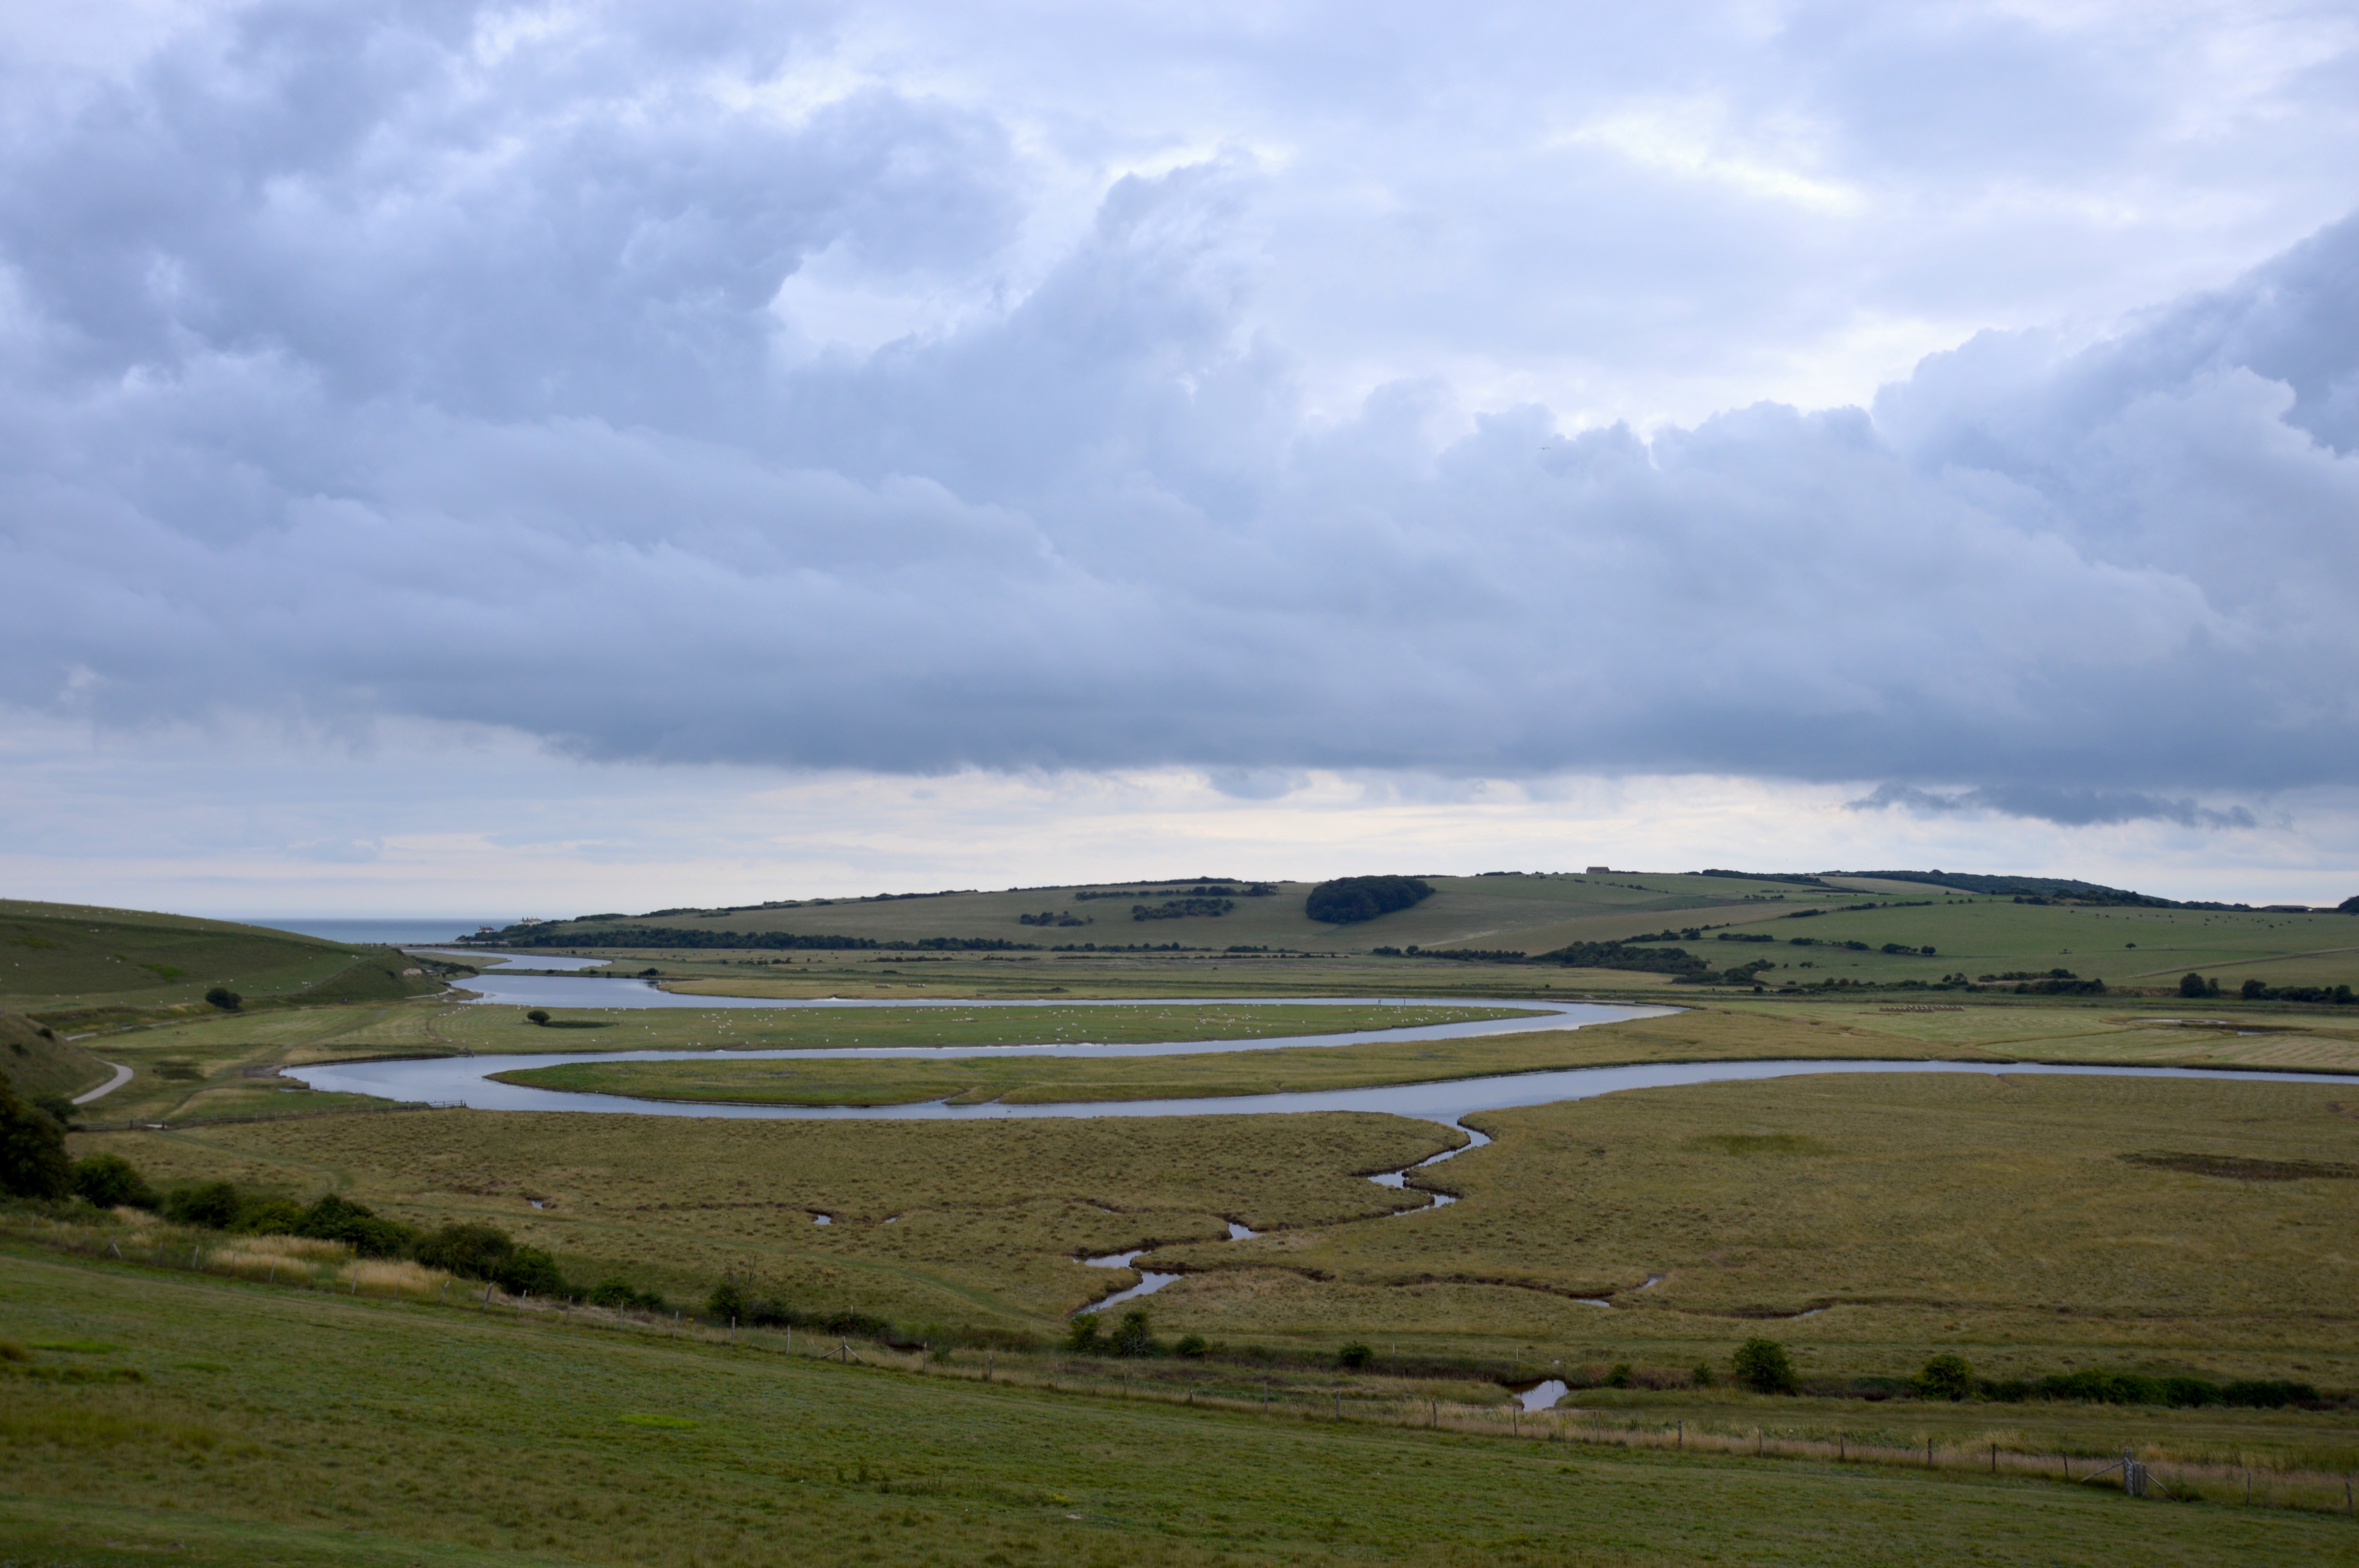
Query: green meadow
[
  {"left": 6, "top": 1248, "right": 2357, "bottom": 1568},
  {"left": 9, "top": 889, "right": 2359, "bottom": 1563}
]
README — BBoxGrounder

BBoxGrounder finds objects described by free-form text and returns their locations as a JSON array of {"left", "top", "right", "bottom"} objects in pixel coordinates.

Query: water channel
[{"left": 311, "top": 966, "right": 2359, "bottom": 1319}]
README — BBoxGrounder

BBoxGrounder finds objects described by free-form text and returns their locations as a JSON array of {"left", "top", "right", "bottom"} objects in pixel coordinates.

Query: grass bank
[{"left": 5, "top": 1246, "right": 2355, "bottom": 1567}]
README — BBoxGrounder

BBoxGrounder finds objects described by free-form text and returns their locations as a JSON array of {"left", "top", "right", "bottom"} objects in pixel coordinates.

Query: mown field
[{"left": 7, "top": 1248, "right": 2356, "bottom": 1568}]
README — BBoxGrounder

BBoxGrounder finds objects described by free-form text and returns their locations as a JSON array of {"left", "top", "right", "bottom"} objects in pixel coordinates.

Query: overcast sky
[{"left": 4, "top": 0, "right": 2357, "bottom": 915}]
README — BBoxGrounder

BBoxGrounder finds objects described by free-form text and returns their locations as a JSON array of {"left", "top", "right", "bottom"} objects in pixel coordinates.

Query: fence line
[{"left": 11, "top": 1214, "right": 2354, "bottom": 1517}]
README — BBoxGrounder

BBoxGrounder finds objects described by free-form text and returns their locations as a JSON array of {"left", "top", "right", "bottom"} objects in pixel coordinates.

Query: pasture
[{"left": 5, "top": 1248, "right": 2356, "bottom": 1568}]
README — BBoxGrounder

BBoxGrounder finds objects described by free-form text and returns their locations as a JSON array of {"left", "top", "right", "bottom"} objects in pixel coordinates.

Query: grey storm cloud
[{"left": 2, "top": 0, "right": 2356, "bottom": 828}]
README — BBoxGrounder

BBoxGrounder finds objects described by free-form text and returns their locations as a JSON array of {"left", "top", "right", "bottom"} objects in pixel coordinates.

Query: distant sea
[{"left": 244, "top": 918, "right": 509, "bottom": 947}]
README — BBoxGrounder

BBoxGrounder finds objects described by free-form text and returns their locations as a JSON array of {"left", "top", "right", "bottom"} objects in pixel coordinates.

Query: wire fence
[{"left": 10, "top": 1212, "right": 2355, "bottom": 1519}]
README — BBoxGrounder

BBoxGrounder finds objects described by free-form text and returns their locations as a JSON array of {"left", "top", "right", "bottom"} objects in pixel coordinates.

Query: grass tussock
[
  {"left": 332, "top": 1257, "right": 451, "bottom": 1297},
  {"left": 211, "top": 1233, "right": 349, "bottom": 1266}
]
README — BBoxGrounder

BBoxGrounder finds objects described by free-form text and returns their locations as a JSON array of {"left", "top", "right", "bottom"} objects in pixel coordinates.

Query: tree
[
  {"left": 0, "top": 1075, "right": 71, "bottom": 1200},
  {"left": 2179, "top": 972, "right": 2210, "bottom": 999},
  {"left": 705, "top": 1280, "right": 747, "bottom": 1322},
  {"left": 2339, "top": 896, "right": 2359, "bottom": 913},
  {"left": 1174, "top": 1334, "right": 1209, "bottom": 1358},
  {"left": 2242, "top": 978, "right": 2268, "bottom": 1000},
  {"left": 70, "top": 1152, "right": 158, "bottom": 1210},
  {"left": 1690, "top": 1361, "right": 1717, "bottom": 1388},
  {"left": 1336, "top": 1341, "right": 1374, "bottom": 1370},
  {"left": 204, "top": 985, "right": 241, "bottom": 1011},
  {"left": 33, "top": 1093, "right": 78, "bottom": 1127},
  {"left": 526, "top": 1009, "right": 551, "bottom": 1026},
  {"left": 1731, "top": 1338, "right": 1796, "bottom": 1394},
  {"left": 1911, "top": 1353, "right": 1975, "bottom": 1401},
  {"left": 495, "top": 1246, "right": 566, "bottom": 1297},
  {"left": 1064, "top": 1312, "right": 1101, "bottom": 1352},
  {"left": 414, "top": 1222, "right": 516, "bottom": 1279},
  {"left": 1109, "top": 1307, "right": 1157, "bottom": 1357},
  {"left": 163, "top": 1180, "right": 242, "bottom": 1229}
]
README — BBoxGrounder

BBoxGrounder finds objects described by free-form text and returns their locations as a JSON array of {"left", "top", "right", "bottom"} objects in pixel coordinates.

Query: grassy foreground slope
[{"left": 5, "top": 1249, "right": 2351, "bottom": 1568}]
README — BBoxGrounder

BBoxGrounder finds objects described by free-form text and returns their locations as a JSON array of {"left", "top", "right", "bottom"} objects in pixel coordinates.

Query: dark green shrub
[
  {"left": 33, "top": 1094, "right": 76, "bottom": 1127},
  {"left": 414, "top": 1223, "right": 515, "bottom": 1279},
  {"left": 494, "top": 1246, "right": 566, "bottom": 1297},
  {"left": 234, "top": 1199, "right": 307, "bottom": 1235},
  {"left": 204, "top": 986, "right": 241, "bottom": 1011},
  {"left": 0, "top": 1077, "right": 71, "bottom": 1200},
  {"left": 2178, "top": 972, "right": 2215, "bottom": 999},
  {"left": 1336, "top": 1341, "right": 1373, "bottom": 1370},
  {"left": 1977, "top": 1378, "right": 2032, "bottom": 1402},
  {"left": 705, "top": 1281, "right": 747, "bottom": 1323},
  {"left": 1064, "top": 1312, "right": 1101, "bottom": 1352},
  {"left": 298, "top": 1194, "right": 416, "bottom": 1258},
  {"left": 1690, "top": 1361, "right": 1717, "bottom": 1388},
  {"left": 1108, "top": 1308, "right": 1156, "bottom": 1357},
  {"left": 1731, "top": 1338, "right": 1796, "bottom": 1395},
  {"left": 1605, "top": 1362, "right": 1633, "bottom": 1389},
  {"left": 2242, "top": 978, "right": 2268, "bottom": 1000},
  {"left": 1174, "top": 1334, "right": 1209, "bottom": 1358},
  {"left": 585, "top": 1278, "right": 668, "bottom": 1312},
  {"left": 1910, "top": 1353, "right": 1974, "bottom": 1401},
  {"left": 69, "top": 1153, "right": 157, "bottom": 1210},
  {"left": 163, "top": 1181, "right": 242, "bottom": 1229},
  {"left": 2036, "top": 1369, "right": 2164, "bottom": 1404},
  {"left": 526, "top": 1009, "right": 551, "bottom": 1026},
  {"left": 2163, "top": 1376, "right": 2223, "bottom": 1407},
  {"left": 2222, "top": 1378, "right": 2316, "bottom": 1408}
]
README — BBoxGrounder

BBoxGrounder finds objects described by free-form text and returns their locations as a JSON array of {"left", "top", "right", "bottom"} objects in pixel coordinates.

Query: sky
[{"left": 2, "top": 0, "right": 2357, "bottom": 916}]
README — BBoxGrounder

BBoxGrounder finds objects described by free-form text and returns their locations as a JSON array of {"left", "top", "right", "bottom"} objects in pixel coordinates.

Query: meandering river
[{"left": 289, "top": 970, "right": 2356, "bottom": 1124}]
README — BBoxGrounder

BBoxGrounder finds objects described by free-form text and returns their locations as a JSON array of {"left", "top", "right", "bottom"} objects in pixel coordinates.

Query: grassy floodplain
[
  {"left": 15, "top": 892, "right": 2359, "bottom": 1564},
  {"left": 7, "top": 1248, "right": 2357, "bottom": 1568}
]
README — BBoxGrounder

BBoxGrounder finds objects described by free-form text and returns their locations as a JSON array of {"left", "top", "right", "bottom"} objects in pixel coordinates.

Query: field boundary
[{"left": 8, "top": 1223, "right": 2354, "bottom": 1521}]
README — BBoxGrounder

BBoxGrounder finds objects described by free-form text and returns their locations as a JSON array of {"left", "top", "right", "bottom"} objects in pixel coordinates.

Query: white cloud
[{"left": 0, "top": 0, "right": 2355, "bottom": 899}]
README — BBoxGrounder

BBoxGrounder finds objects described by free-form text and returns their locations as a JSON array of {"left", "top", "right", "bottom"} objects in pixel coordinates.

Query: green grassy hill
[
  {"left": 0, "top": 1012, "right": 111, "bottom": 1101},
  {"left": 0, "top": 900, "right": 447, "bottom": 1027},
  {"left": 476, "top": 871, "right": 1864, "bottom": 956},
  {"left": 471, "top": 871, "right": 2359, "bottom": 994}
]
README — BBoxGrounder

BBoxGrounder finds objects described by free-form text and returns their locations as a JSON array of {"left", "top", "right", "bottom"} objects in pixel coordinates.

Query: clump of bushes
[
  {"left": 1894, "top": 1352, "right": 2323, "bottom": 1408},
  {"left": 156, "top": 1183, "right": 420, "bottom": 1258},
  {"left": 1910, "top": 1353, "right": 1975, "bottom": 1401},
  {"left": 1336, "top": 1341, "right": 1374, "bottom": 1370},
  {"left": 0, "top": 1076, "right": 71, "bottom": 1200},
  {"left": 1305, "top": 875, "right": 1434, "bottom": 925},
  {"left": 1731, "top": 1338, "right": 1797, "bottom": 1394},
  {"left": 587, "top": 1278, "right": 669, "bottom": 1313},
  {"left": 69, "top": 1153, "right": 158, "bottom": 1210},
  {"left": 413, "top": 1221, "right": 569, "bottom": 1294}
]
